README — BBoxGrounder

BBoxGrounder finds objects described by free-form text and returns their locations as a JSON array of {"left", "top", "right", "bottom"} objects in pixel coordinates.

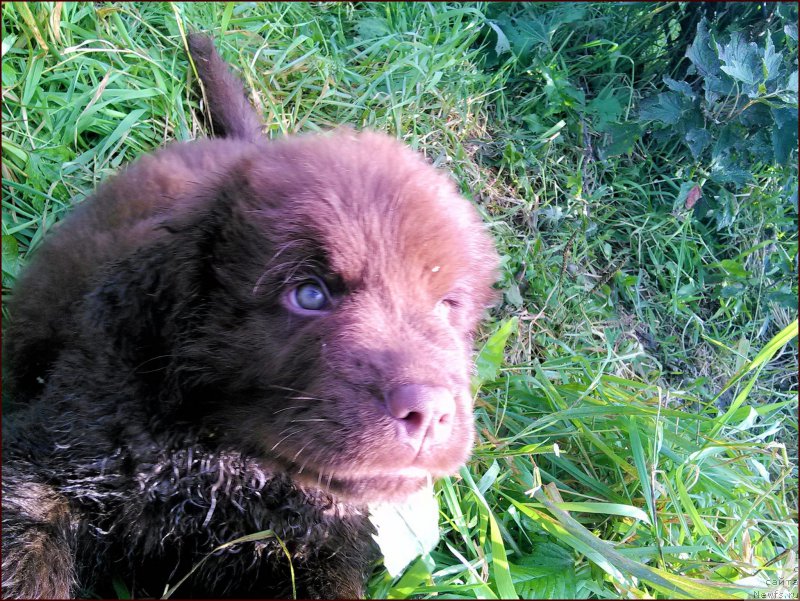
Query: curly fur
[{"left": 1, "top": 34, "right": 498, "bottom": 598}]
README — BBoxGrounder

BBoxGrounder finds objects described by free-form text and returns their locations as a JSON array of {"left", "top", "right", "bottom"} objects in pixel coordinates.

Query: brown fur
[{"left": 1, "top": 34, "right": 498, "bottom": 598}]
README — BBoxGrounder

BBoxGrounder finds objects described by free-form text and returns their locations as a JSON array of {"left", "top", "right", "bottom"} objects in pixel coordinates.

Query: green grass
[{"left": 2, "top": 2, "right": 797, "bottom": 599}]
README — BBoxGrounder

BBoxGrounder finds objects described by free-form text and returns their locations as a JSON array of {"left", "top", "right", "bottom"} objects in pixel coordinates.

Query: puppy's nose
[{"left": 386, "top": 384, "right": 455, "bottom": 451}]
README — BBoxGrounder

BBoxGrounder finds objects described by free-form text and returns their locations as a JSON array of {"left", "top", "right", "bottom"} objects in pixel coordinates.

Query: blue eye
[{"left": 293, "top": 282, "right": 329, "bottom": 311}]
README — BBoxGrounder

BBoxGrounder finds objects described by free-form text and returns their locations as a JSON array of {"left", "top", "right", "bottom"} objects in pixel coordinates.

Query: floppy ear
[{"left": 81, "top": 203, "right": 228, "bottom": 412}]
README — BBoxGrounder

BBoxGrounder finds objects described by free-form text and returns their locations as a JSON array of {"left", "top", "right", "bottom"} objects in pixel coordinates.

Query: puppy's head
[{"left": 156, "top": 131, "right": 498, "bottom": 501}]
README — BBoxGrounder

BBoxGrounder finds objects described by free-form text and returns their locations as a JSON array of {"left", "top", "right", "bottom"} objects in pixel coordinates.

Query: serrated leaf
[
  {"left": 513, "top": 561, "right": 577, "bottom": 599},
  {"left": 588, "top": 91, "right": 622, "bottom": 129},
  {"left": 598, "top": 122, "right": 641, "bottom": 158},
  {"left": 763, "top": 32, "right": 782, "bottom": 82},
  {"left": 778, "top": 70, "right": 798, "bottom": 103},
  {"left": 685, "top": 128, "right": 712, "bottom": 159},
  {"left": 663, "top": 76, "right": 695, "bottom": 98},
  {"left": 717, "top": 31, "right": 762, "bottom": 86},
  {"left": 711, "top": 123, "right": 739, "bottom": 161},
  {"left": 686, "top": 19, "right": 721, "bottom": 78},
  {"left": 771, "top": 107, "right": 798, "bottom": 165},
  {"left": 785, "top": 23, "right": 798, "bottom": 42},
  {"left": 747, "top": 130, "right": 774, "bottom": 163},
  {"left": 498, "top": 4, "right": 585, "bottom": 61},
  {"left": 639, "top": 92, "right": 686, "bottom": 125},
  {"left": 710, "top": 156, "right": 751, "bottom": 187},
  {"left": 704, "top": 74, "right": 734, "bottom": 104},
  {"left": 738, "top": 103, "right": 772, "bottom": 128},
  {"left": 712, "top": 189, "right": 738, "bottom": 230}
]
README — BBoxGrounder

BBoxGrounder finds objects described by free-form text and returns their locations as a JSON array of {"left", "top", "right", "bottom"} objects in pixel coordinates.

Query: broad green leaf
[
  {"left": 598, "top": 122, "right": 641, "bottom": 158},
  {"left": 486, "top": 21, "right": 511, "bottom": 56},
  {"left": 717, "top": 31, "right": 762, "bottom": 86},
  {"left": 710, "top": 155, "right": 751, "bottom": 187},
  {"left": 639, "top": 92, "right": 686, "bottom": 125},
  {"left": 685, "top": 128, "right": 712, "bottom": 159},
  {"left": 503, "top": 283, "right": 523, "bottom": 308},
  {"left": 663, "top": 76, "right": 695, "bottom": 98},
  {"left": 587, "top": 89, "right": 623, "bottom": 128},
  {"left": 763, "top": 32, "right": 782, "bottom": 81},
  {"left": 475, "top": 317, "right": 517, "bottom": 385},
  {"left": 686, "top": 19, "right": 721, "bottom": 78},
  {"left": 771, "top": 107, "right": 798, "bottom": 165}
]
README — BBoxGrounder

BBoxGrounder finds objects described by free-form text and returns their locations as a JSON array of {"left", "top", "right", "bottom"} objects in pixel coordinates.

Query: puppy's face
[{"left": 191, "top": 131, "right": 497, "bottom": 501}]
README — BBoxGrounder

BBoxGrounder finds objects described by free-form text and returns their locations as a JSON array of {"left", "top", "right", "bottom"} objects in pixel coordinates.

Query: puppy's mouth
[
  {"left": 273, "top": 456, "right": 434, "bottom": 501},
  {"left": 240, "top": 383, "right": 475, "bottom": 501}
]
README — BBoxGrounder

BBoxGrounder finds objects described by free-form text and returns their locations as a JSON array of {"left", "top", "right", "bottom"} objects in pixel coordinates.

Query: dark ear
[{"left": 81, "top": 206, "right": 226, "bottom": 409}]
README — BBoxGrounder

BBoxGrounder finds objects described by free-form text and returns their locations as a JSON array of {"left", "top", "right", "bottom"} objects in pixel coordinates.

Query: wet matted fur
[{"left": 1, "top": 34, "right": 498, "bottom": 598}]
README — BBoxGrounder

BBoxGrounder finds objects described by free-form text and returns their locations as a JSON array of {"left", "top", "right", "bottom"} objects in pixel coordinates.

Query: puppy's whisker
[
  {"left": 289, "top": 395, "right": 336, "bottom": 403},
  {"left": 292, "top": 440, "right": 314, "bottom": 464},
  {"left": 267, "top": 384, "right": 338, "bottom": 404},
  {"left": 266, "top": 384, "right": 307, "bottom": 394},
  {"left": 271, "top": 405, "right": 310, "bottom": 415},
  {"left": 132, "top": 359, "right": 176, "bottom": 375},
  {"left": 269, "top": 427, "right": 305, "bottom": 452}
]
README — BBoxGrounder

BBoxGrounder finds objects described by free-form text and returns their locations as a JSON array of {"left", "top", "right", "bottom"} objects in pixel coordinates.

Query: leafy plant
[{"left": 638, "top": 11, "right": 798, "bottom": 193}]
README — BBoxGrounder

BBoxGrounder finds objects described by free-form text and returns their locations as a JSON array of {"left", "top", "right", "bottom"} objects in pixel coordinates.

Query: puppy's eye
[{"left": 292, "top": 282, "right": 330, "bottom": 311}]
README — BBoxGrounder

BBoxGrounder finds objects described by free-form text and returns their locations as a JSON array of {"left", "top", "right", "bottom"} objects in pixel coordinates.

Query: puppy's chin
[
  {"left": 269, "top": 444, "right": 473, "bottom": 502},
  {"left": 288, "top": 467, "right": 431, "bottom": 503}
]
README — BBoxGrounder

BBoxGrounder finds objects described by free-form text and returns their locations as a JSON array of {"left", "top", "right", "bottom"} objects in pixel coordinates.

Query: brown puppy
[{"left": 1, "top": 34, "right": 498, "bottom": 598}]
